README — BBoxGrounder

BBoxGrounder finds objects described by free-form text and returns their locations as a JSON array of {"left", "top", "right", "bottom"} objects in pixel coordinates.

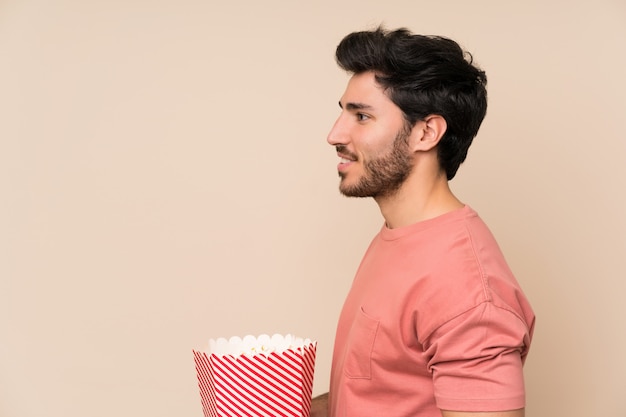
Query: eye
[{"left": 356, "top": 113, "right": 370, "bottom": 122}]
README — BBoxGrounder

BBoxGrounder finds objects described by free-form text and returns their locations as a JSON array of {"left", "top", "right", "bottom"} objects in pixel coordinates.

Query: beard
[{"left": 338, "top": 127, "right": 413, "bottom": 199}]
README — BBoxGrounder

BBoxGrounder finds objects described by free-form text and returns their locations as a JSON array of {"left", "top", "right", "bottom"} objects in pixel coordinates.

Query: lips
[
  {"left": 335, "top": 146, "right": 357, "bottom": 173},
  {"left": 336, "top": 152, "right": 357, "bottom": 174}
]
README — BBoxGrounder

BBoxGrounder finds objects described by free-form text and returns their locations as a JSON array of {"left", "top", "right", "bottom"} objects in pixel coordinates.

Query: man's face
[{"left": 327, "top": 71, "right": 413, "bottom": 199}]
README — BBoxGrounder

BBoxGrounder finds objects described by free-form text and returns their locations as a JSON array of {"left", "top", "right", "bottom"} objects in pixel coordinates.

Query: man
[{"left": 311, "top": 27, "right": 535, "bottom": 417}]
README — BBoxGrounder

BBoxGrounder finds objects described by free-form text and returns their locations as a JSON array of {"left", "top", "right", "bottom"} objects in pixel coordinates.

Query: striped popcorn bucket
[{"left": 193, "top": 334, "right": 317, "bottom": 417}]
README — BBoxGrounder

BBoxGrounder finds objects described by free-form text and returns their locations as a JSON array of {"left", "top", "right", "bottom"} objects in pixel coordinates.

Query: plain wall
[{"left": 1, "top": 1, "right": 625, "bottom": 416}]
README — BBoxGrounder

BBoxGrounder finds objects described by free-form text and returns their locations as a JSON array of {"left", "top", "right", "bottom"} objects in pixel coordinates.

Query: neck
[{"left": 374, "top": 166, "right": 464, "bottom": 229}]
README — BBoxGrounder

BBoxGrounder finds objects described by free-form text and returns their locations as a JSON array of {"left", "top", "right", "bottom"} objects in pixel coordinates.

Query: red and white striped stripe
[{"left": 193, "top": 344, "right": 316, "bottom": 417}]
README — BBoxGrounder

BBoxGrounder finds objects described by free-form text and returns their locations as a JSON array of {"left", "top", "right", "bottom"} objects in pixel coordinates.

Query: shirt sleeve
[{"left": 422, "top": 301, "right": 532, "bottom": 412}]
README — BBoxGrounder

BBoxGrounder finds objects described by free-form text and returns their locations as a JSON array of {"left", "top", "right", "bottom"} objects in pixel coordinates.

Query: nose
[{"left": 327, "top": 113, "right": 349, "bottom": 146}]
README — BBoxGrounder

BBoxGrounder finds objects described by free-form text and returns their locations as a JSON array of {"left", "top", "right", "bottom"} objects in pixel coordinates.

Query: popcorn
[
  {"left": 208, "top": 334, "right": 314, "bottom": 356},
  {"left": 193, "top": 334, "right": 317, "bottom": 417}
]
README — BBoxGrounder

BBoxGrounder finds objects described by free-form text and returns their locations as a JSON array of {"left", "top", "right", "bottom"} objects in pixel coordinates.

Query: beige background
[{"left": 1, "top": 0, "right": 625, "bottom": 416}]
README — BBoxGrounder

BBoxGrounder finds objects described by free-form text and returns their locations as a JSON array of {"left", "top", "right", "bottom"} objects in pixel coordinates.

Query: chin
[{"left": 339, "top": 183, "right": 371, "bottom": 198}]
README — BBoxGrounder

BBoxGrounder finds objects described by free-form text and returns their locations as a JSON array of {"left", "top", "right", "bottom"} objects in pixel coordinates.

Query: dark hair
[{"left": 335, "top": 26, "right": 487, "bottom": 180}]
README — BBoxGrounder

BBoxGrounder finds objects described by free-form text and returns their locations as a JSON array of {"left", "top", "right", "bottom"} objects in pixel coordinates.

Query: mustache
[{"left": 335, "top": 145, "right": 358, "bottom": 160}]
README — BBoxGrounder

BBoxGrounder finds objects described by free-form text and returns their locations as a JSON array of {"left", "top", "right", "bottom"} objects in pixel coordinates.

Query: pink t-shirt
[{"left": 329, "top": 206, "right": 535, "bottom": 417}]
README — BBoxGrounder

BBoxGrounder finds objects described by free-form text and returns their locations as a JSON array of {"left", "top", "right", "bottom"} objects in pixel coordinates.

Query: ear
[{"left": 409, "top": 115, "right": 447, "bottom": 152}]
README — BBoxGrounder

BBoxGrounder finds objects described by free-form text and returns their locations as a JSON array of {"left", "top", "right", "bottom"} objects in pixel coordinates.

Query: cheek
[{"left": 359, "top": 132, "right": 395, "bottom": 157}]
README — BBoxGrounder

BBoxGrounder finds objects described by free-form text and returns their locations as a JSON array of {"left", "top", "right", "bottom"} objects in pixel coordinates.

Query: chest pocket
[{"left": 344, "top": 307, "right": 380, "bottom": 379}]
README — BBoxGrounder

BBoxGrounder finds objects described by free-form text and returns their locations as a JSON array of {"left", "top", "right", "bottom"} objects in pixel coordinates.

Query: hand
[{"left": 310, "top": 392, "right": 329, "bottom": 417}]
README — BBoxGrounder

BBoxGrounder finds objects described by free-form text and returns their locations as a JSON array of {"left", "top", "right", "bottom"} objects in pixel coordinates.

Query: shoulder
[{"left": 406, "top": 207, "right": 532, "bottom": 341}]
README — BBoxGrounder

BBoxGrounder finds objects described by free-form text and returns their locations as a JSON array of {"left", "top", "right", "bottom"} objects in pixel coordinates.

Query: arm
[
  {"left": 428, "top": 304, "right": 532, "bottom": 417},
  {"left": 310, "top": 392, "right": 329, "bottom": 417},
  {"left": 442, "top": 409, "right": 524, "bottom": 417}
]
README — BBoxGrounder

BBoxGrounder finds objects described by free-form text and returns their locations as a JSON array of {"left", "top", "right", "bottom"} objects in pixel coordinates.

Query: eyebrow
[{"left": 338, "top": 101, "right": 374, "bottom": 111}]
